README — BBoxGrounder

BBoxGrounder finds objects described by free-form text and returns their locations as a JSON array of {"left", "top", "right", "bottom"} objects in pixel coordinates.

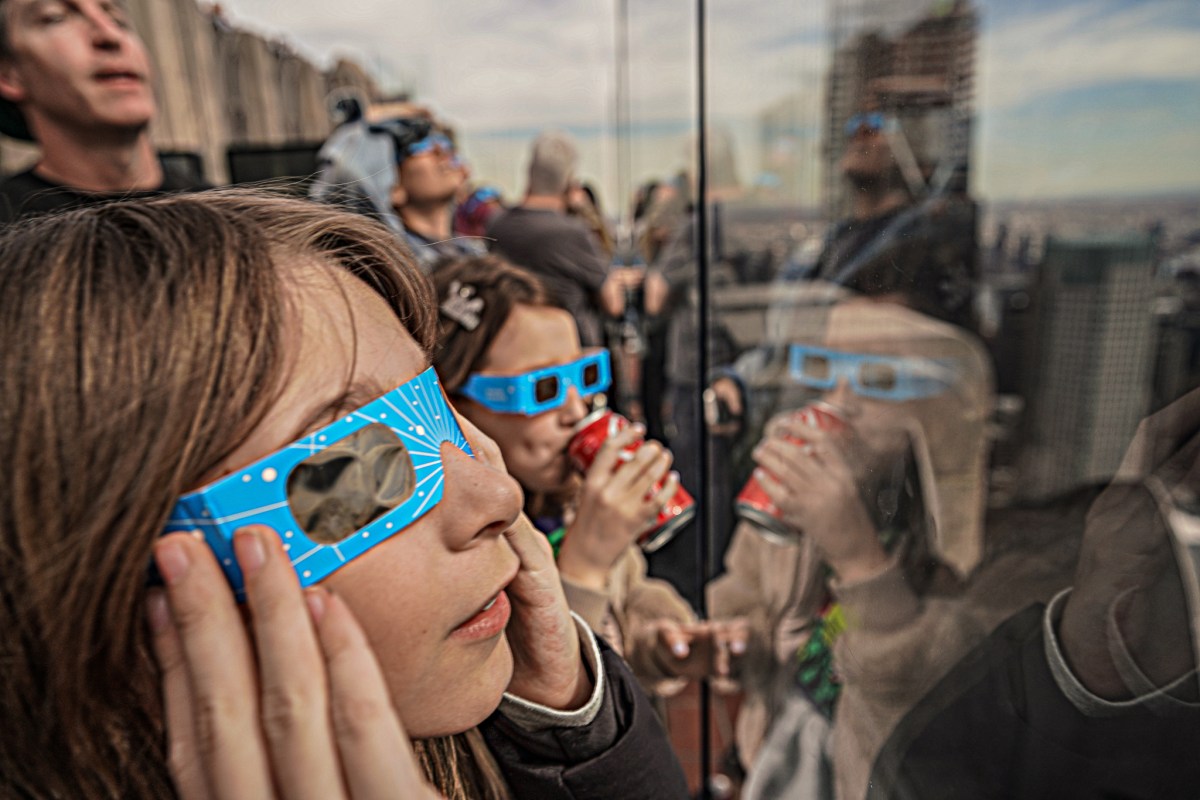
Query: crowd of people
[{"left": 0, "top": 2, "right": 1197, "bottom": 799}]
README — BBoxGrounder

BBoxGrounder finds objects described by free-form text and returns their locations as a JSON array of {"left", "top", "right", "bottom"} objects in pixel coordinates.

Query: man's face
[
  {"left": 398, "top": 133, "right": 464, "bottom": 206},
  {"left": 0, "top": 0, "right": 155, "bottom": 137},
  {"left": 840, "top": 113, "right": 895, "bottom": 188}
]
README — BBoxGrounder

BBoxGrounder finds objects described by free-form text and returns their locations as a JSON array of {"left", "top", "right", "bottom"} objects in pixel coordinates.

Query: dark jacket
[
  {"left": 869, "top": 603, "right": 1200, "bottom": 800},
  {"left": 481, "top": 635, "right": 690, "bottom": 799}
]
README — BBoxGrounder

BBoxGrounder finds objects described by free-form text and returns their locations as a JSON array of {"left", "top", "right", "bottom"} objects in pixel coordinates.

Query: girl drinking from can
[
  {"left": 706, "top": 296, "right": 995, "bottom": 800},
  {"left": 433, "top": 256, "right": 727, "bottom": 694}
]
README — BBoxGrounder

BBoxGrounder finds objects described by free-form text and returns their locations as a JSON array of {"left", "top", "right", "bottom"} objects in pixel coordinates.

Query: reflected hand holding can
[{"left": 736, "top": 402, "right": 847, "bottom": 544}]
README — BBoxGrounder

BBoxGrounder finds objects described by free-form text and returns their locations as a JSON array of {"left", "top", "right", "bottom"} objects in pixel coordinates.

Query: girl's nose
[
  {"left": 559, "top": 387, "right": 588, "bottom": 428},
  {"left": 436, "top": 441, "right": 523, "bottom": 549},
  {"left": 823, "top": 377, "right": 860, "bottom": 417}
]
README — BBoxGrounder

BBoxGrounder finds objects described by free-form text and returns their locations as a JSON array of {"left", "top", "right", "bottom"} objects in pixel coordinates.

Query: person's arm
[
  {"left": 1044, "top": 587, "right": 1199, "bottom": 714},
  {"left": 647, "top": 222, "right": 696, "bottom": 315},
  {"left": 701, "top": 520, "right": 795, "bottom": 684},
  {"left": 831, "top": 562, "right": 986, "bottom": 709},
  {"left": 1056, "top": 388, "right": 1200, "bottom": 702}
]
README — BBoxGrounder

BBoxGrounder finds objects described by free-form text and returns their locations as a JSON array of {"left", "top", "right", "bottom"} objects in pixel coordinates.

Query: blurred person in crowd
[
  {"left": 454, "top": 183, "right": 505, "bottom": 240},
  {"left": 0, "top": 0, "right": 204, "bottom": 223},
  {"left": 870, "top": 386, "right": 1200, "bottom": 799},
  {"left": 370, "top": 114, "right": 484, "bottom": 270},
  {"left": 567, "top": 180, "right": 615, "bottom": 259},
  {"left": 487, "top": 129, "right": 629, "bottom": 347},
  {"left": 309, "top": 91, "right": 406, "bottom": 237},
  {"left": 704, "top": 296, "right": 996, "bottom": 800},
  {"left": 310, "top": 105, "right": 482, "bottom": 272},
  {"left": 0, "top": 190, "right": 689, "bottom": 799},
  {"left": 642, "top": 131, "right": 745, "bottom": 608},
  {"left": 632, "top": 175, "right": 686, "bottom": 444},
  {"left": 431, "top": 255, "right": 738, "bottom": 699}
]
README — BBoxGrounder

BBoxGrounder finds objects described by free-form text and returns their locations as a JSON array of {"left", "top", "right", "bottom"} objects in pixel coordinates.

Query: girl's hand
[
  {"left": 451, "top": 412, "right": 592, "bottom": 711},
  {"left": 558, "top": 424, "right": 678, "bottom": 591},
  {"left": 643, "top": 618, "right": 750, "bottom": 685},
  {"left": 502, "top": 514, "right": 593, "bottom": 711},
  {"left": 751, "top": 417, "right": 889, "bottom": 584},
  {"left": 148, "top": 526, "right": 441, "bottom": 800}
]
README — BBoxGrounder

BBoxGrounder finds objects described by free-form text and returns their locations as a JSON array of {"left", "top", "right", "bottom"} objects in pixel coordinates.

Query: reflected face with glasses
[
  {"left": 784, "top": 309, "right": 965, "bottom": 481},
  {"left": 840, "top": 110, "right": 897, "bottom": 187},
  {"left": 455, "top": 304, "right": 607, "bottom": 493}
]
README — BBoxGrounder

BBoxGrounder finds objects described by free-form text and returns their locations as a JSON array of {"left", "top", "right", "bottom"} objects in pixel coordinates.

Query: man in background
[
  {"left": 487, "top": 130, "right": 627, "bottom": 347},
  {"left": 0, "top": 0, "right": 201, "bottom": 224}
]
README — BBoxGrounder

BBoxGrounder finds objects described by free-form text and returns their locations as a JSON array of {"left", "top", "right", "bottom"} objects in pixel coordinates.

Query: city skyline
[{"left": 215, "top": 0, "right": 1200, "bottom": 206}]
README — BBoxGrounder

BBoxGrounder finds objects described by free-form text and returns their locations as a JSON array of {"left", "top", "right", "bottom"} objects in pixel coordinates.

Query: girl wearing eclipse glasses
[
  {"left": 706, "top": 296, "right": 995, "bottom": 800},
  {"left": 0, "top": 192, "right": 688, "bottom": 799},
  {"left": 432, "top": 256, "right": 732, "bottom": 698}
]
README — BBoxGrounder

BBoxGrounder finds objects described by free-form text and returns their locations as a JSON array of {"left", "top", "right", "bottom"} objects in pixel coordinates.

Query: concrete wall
[{"left": 129, "top": 0, "right": 230, "bottom": 182}]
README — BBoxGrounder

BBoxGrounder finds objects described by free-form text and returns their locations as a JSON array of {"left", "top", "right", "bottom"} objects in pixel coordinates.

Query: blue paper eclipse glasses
[
  {"left": 406, "top": 132, "right": 454, "bottom": 159},
  {"left": 162, "top": 367, "right": 471, "bottom": 596},
  {"left": 788, "top": 345, "right": 956, "bottom": 402},
  {"left": 459, "top": 350, "right": 611, "bottom": 416},
  {"left": 844, "top": 112, "right": 894, "bottom": 138}
]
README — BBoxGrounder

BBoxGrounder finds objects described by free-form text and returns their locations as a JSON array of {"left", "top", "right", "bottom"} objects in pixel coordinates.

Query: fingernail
[
  {"left": 155, "top": 539, "right": 191, "bottom": 586},
  {"left": 305, "top": 587, "right": 328, "bottom": 623},
  {"left": 731, "top": 639, "right": 747, "bottom": 655},
  {"left": 670, "top": 470, "right": 681, "bottom": 482},
  {"left": 234, "top": 528, "right": 267, "bottom": 576},
  {"left": 146, "top": 591, "right": 172, "bottom": 633},
  {"left": 672, "top": 641, "right": 689, "bottom": 658}
]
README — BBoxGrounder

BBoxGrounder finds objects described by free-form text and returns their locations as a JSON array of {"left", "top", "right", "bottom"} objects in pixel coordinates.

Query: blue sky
[
  {"left": 973, "top": 0, "right": 1200, "bottom": 198},
  {"left": 219, "top": 0, "right": 1200, "bottom": 204}
]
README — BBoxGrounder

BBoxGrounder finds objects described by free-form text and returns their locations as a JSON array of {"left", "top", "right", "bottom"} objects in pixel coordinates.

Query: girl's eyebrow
[{"left": 288, "top": 380, "right": 390, "bottom": 442}]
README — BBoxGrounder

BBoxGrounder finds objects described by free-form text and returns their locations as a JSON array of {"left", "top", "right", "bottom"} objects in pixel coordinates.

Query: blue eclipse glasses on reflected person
[
  {"left": 406, "top": 132, "right": 455, "bottom": 159},
  {"left": 161, "top": 367, "right": 471, "bottom": 597},
  {"left": 459, "top": 350, "right": 612, "bottom": 416},
  {"left": 788, "top": 344, "right": 956, "bottom": 402},
  {"left": 844, "top": 112, "right": 894, "bottom": 138}
]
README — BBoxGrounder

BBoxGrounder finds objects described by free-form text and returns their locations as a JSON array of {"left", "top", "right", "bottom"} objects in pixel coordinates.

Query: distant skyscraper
[
  {"left": 757, "top": 93, "right": 821, "bottom": 207},
  {"left": 1018, "top": 235, "right": 1158, "bottom": 500},
  {"left": 823, "top": 0, "right": 977, "bottom": 216}
]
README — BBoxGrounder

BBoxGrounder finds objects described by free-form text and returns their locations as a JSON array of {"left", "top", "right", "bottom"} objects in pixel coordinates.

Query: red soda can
[
  {"left": 567, "top": 409, "right": 695, "bottom": 552},
  {"left": 735, "top": 402, "right": 846, "bottom": 544}
]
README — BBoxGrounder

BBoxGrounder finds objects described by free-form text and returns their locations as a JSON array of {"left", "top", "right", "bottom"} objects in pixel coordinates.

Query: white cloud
[
  {"left": 217, "top": 0, "right": 834, "bottom": 205},
  {"left": 978, "top": 1, "right": 1200, "bottom": 112},
  {"left": 214, "top": 0, "right": 1199, "bottom": 203}
]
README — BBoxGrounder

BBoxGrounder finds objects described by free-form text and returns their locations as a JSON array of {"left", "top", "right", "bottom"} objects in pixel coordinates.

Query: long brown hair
[{"left": 0, "top": 190, "right": 505, "bottom": 798}]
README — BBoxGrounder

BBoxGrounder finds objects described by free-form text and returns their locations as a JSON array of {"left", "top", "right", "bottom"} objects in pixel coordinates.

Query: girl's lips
[{"left": 450, "top": 590, "right": 511, "bottom": 641}]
